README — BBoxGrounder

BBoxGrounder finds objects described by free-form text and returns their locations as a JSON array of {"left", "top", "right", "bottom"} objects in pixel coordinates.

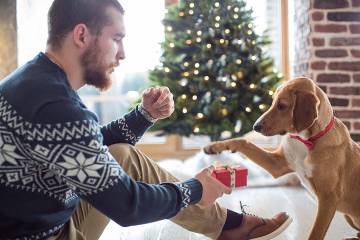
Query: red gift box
[{"left": 211, "top": 166, "right": 248, "bottom": 188}]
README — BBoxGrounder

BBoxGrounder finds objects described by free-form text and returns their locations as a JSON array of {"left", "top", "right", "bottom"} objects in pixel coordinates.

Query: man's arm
[
  {"left": 31, "top": 100, "right": 202, "bottom": 226},
  {"left": 100, "top": 105, "right": 153, "bottom": 146},
  {"left": 101, "top": 86, "right": 174, "bottom": 146}
]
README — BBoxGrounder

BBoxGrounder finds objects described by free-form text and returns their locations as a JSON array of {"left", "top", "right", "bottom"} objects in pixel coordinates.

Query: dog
[{"left": 204, "top": 77, "right": 360, "bottom": 240}]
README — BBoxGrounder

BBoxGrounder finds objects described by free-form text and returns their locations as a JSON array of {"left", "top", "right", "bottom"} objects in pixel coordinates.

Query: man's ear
[
  {"left": 293, "top": 91, "right": 319, "bottom": 132},
  {"left": 72, "top": 24, "right": 92, "bottom": 48}
]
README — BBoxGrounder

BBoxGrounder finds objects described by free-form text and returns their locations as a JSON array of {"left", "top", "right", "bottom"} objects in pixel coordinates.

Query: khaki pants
[{"left": 50, "top": 144, "right": 227, "bottom": 240}]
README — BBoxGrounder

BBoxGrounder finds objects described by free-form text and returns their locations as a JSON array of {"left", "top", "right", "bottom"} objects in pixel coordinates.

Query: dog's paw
[
  {"left": 204, "top": 140, "right": 243, "bottom": 154},
  {"left": 203, "top": 142, "right": 227, "bottom": 154}
]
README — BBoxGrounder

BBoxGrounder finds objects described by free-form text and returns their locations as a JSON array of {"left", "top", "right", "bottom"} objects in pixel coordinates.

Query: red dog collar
[{"left": 289, "top": 116, "right": 336, "bottom": 151}]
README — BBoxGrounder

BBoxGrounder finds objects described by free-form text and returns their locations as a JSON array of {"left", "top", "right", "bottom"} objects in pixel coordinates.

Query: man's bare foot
[{"left": 218, "top": 212, "right": 292, "bottom": 240}]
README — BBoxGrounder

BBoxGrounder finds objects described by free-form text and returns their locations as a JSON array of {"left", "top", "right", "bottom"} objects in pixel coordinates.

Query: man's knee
[{"left": 108, "top": 143, "right": 134, "bottom": 163}]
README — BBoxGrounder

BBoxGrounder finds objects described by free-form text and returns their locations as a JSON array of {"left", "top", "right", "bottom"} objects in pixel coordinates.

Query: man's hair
[{"left": 47, "top": 0, "right": 124, "bottom": 49}]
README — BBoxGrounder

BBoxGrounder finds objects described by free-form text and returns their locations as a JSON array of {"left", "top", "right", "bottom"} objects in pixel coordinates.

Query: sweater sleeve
[
  {"left": 29, "top": 100, "right": 203, "bottom": 226},
  {"left": 100, "top": 105, "right": 154, "bottom": 146}
]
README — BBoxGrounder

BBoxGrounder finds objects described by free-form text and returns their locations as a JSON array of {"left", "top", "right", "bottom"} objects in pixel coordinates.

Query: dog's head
[{"left": 253, "top": 77, "right": 320, "bottom": 136}]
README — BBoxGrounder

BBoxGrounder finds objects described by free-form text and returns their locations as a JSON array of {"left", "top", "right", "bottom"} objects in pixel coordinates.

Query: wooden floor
[{"left": 100, "top": 185, "right": 357, "bottom": 240}]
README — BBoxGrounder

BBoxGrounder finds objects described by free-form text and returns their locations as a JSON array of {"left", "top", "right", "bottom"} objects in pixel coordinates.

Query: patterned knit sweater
[{"left": 0, "top": 53, "right": 202, "bottom": 240}]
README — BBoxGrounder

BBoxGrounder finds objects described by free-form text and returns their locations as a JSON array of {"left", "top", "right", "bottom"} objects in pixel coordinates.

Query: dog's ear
[{"left": 293, "top": 91, "right": 319, "bottom": 132}]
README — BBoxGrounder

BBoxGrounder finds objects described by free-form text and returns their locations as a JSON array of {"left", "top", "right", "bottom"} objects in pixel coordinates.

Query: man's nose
[{"left": 116, "top": 50, "right": 125, "bottom": 61}]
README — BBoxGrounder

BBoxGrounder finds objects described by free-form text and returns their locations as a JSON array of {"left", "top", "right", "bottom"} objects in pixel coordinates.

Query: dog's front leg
[
  {"left": 308, "top": 193, "right": 337, "bottom": 240},
  {"left": 204, "top": 138, "right": 292, "bottom": 178}
]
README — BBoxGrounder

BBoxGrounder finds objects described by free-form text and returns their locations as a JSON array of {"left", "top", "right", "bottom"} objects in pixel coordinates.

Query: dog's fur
[{"left": 204, "top": 77, "right": 360, "bottom": 240}]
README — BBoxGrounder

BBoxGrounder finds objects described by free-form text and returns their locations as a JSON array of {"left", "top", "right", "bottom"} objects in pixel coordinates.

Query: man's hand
[
  {"left": 195, "top": 166, "right": 232, "bottom": 208},
  {"left": 141, "top": 86, "right": 174, "bottom": 120}
]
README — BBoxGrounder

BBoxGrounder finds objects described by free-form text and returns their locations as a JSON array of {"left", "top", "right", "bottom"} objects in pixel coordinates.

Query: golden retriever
[{"left": 204, "top": 77, "right": 360, "bottom": 240}]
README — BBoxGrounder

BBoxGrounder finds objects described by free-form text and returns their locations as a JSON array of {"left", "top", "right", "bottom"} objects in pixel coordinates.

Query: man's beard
[{"left": 81, "top": 40, "right": 114, "bottom": 91}]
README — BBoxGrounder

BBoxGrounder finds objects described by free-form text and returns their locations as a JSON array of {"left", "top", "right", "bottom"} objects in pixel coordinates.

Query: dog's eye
[{"left": 277, "top": 103, "right": 287, "bottom": 111}]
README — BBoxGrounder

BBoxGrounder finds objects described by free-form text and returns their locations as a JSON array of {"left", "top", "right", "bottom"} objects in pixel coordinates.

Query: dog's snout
[{"left": 253, "top": 122, "right": 263, "bottom": 133}]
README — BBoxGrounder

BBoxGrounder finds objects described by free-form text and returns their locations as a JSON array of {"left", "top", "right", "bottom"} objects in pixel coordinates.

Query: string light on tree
[
  {"left": 214, "top": 2, "right": 220, "bottom": 7},
  {"left": 259, "top": 104, "right": 266, "bottom": 110},
  {"left": 166, "top": 26, "right": 173, "bottom": 31},
  {"left": 234, "top": 120, "right": 242, "bottom": 133},
  {"left": 192, "top": 95, "right": 198, "bottom": 100},
  {"left": 180, "top": 78, "right": 188, "bottom": 86},
  {"left": 169, "top": 43, "right": 175, "bottom": 48},
  {"left": 193, "top": 127, "right": 200, "bottom": 133},
  {"left": 196, "top": 113, "right": 204, "bottom": 119},
  {"left": 189, "top": 2, "right": 195, "bottom": 8},
  {"left": 182, "top": 107, "right": 188, "bottom": 114}
]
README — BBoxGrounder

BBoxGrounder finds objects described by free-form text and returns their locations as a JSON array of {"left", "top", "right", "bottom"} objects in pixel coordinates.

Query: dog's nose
[{"left": 253, "top": 123, "right": 263, "bottom": 132}]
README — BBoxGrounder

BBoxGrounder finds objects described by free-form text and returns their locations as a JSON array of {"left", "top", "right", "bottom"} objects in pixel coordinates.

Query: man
[{"left": 0, "top": 0, "right": 292, "bottom": 239}]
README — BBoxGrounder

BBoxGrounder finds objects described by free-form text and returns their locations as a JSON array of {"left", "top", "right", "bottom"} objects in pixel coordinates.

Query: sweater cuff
[
  {"left": 175, "top": 178, "right": 203, "bottom": 210},
  {"left": 137, "top": 104, "right": 157, "bottom": 123}
]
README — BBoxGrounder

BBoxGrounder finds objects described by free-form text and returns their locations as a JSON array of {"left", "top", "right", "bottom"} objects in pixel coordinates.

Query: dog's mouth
[{"left": 261, "top": 130, "right": 287, "bottom": 136}]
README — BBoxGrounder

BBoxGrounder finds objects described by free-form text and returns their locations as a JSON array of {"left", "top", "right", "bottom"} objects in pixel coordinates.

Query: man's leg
[
  {"left": 109, "top": 143, "right": 227, "bottom": 239},
  {"left": 49, "top": 200, "right": 110, "bottom": 240},
  {"left": 49, "top": 143, "right": 225, "bottom": 240}
]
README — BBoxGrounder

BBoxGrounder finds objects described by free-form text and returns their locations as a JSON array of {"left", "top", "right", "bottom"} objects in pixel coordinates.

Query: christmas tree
[{"left": 148, "top": 0, "right": 283, "bottom": 141}]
